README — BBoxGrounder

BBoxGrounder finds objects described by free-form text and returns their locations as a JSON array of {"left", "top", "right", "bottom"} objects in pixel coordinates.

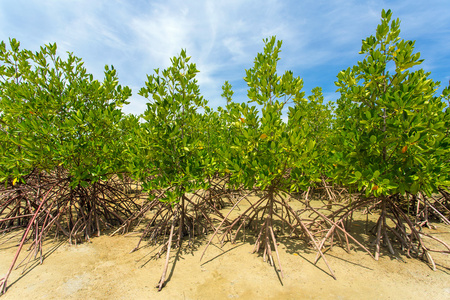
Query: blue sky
[{"left": 1, "top": 0, "right": 449, "bottom": 115}]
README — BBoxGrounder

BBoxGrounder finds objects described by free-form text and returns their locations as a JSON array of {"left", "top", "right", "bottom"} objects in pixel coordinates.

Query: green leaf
[{"left": 373, "top": 170, "right": 380, "bottom": 179}]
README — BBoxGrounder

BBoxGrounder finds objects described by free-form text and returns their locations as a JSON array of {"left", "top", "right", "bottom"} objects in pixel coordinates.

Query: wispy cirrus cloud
[{"left": 1, "top": 0, "right": 449, "bottom": 114}]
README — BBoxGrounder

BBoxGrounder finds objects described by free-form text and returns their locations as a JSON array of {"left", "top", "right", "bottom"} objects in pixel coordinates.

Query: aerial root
[{"left": 157, "top": 209, "right": 177, "bottom": 291}]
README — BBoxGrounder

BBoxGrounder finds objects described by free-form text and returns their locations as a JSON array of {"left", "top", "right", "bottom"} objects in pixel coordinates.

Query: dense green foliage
[
  {"left": 0, "top": 39, "right": 131, "bottom": 187},
  {"left": 2, "top": 11, "right": 448, "bottom": 202},
  {"left": 131, "top": 49, "right": 211, "bottom": 202},
  {"left": 1, "top": 9, "right": 449, "bottom": 295},
  {"left": 333, "top": 9, "right": 449, "bottom": 197},
  {"left": 218, "top": 37, "right": 318, "bottom": 193}
]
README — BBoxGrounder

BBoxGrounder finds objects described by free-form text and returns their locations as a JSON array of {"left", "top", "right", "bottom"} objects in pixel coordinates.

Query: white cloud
[{"left": 1, "top": 0, "right": 449, "bottom": 114}]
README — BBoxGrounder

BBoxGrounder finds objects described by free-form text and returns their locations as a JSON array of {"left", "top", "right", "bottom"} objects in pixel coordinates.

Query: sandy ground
[{"left": 1, "top": 200, "right": 449, "bottom": 300}]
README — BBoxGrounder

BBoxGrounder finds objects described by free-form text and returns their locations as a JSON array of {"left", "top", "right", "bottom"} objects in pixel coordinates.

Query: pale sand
[{"left": 1, "top": 200, "right": 449, "bottom": 300}]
